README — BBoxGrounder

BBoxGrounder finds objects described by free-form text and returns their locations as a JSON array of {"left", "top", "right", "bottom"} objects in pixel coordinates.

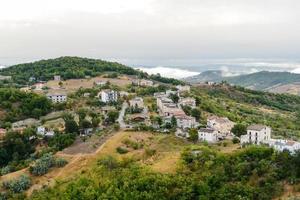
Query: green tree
[
  {"left": 231, "top": 123, "right": 247, "bottom": 137},
  {"left": 107, "top": 111, "right": 119, "bottom": 124},
  {"left": 189, "top": 128, "right": 198, "bottom": 143},
  {"left": 171, "top": 116, "right": 177, "bottom": 128},
  {"left": 191, "top": 108, "right": 201, "bottom": 121}
]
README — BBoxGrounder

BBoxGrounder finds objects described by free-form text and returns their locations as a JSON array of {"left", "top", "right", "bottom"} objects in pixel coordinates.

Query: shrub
[
  {"left": 122, "top": 138, "right": 143, "bottom": 150},
  {"left": 2, "top": 175, "right": 31, "bottom": 193},
  {"left": 29, "top": 153, "right": 55, "bottom": 176},
  {"left": 98, "top": 156, "right": 119, "bottom": 170},
  {"left": 232, "top": 137, "right": 240, "bottom": 144},
  {"left": 116, "top": 146, "right": 129, "bottom": 154},
  {"left": 1, "top": 166, "right": 11, "bottom": 175},
  {"left": 55, "top": 158, "right": 68, "bottom": 168}
]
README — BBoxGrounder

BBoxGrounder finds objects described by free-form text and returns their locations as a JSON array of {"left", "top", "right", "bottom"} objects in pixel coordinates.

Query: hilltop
[
  {"left": 185, "top": 70, "right": 300, "bottom": 95},
  {"left": 0, "top": 57, "right": 182, "bottom": 86}
]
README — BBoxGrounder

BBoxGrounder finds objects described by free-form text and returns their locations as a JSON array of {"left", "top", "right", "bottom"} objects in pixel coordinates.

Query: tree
[
  {"left": 63, "top": 114, "right": 79, "bottom": 134},
  {"left": 92, "top": 117, "right": 101, "bottom": 128},
  {"left": 171, "top": 116, "right": 177, "bottom": 128},
  {"left": 231, "top": 123, "right": 247, "bottom": 137},
  {"left": 107, "top": 111, "right": 119, "bottom": 124},
  {"left": 189, "top": 128, "right": 198, "bottom": 143},
  {"left": 191, "top": 108, "right": 201, "bottom": 120},
  {"left": 169, "top": 93, "right": 179, "bottom": 103}
]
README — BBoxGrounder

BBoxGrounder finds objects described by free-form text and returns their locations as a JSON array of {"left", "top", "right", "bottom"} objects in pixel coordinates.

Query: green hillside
[
  {"left": 0, "top": 57, "right": 182, "bottom": 86},
  {"left": 226, "top": 71, "right": 300, "bottom": 90}
]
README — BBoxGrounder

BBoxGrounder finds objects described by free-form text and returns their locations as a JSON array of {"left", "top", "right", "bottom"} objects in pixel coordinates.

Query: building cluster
[
  {"left": 155, "top": 87, "right": 198, "bottom": 134},
  {"left": 198, "top": 116, "right": 235, "bottom": 143},
  {"left": 240, "top": 124, "right": 300, "bottom": 154}
]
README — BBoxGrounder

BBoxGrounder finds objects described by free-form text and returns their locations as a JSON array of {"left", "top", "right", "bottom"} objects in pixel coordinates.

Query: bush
[
  {"left": 122, "top": 138, "right": 143, "bottom": 150},
  {"left": 98, "top": 156, "right": 119, "bottom": 170},
  {"left": 1, "top": 166, "right": 11, "bottom": 175},
  {"left": 232, "top": 137, "right": 240, "bottom": 144},
  {"left": 116, "top": 147, "right": 129, "bottom": 154},
  {"left": 2, "top": 175, "right": 31, "bottom": 193},
  {"left": 55, "top": 158, "right": 68, "bottom": 168},
  {"left": 29, "top": 153, "right": 55, "bottom": 176}
]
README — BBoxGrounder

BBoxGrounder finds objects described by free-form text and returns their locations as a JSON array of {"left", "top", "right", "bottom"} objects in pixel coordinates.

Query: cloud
[
  {"left": 136, "top": 66, "right": 199, "bottom": 79},
  {"left": 291, "top": 68, "right": 300, "bottom": 74}
]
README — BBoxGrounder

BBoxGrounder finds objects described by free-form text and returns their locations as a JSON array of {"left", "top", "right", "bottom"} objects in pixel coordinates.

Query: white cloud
[{"left": 136, "top": 66, "right": 199, "bottom": 79}]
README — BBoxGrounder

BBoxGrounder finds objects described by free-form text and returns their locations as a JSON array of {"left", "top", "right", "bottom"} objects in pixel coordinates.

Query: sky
[{"left": 1, "top": 0, "right": 300, "bottom": 67}]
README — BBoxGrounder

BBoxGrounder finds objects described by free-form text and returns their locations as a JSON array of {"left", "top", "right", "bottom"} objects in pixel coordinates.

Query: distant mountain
[{"left": 185, "top": 70, "right": 300, "bottom": 95}]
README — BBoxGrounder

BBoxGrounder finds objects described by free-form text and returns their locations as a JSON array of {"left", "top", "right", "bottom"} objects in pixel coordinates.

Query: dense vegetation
[
  {"left": 0, "top": 57, "right": 183, "bottom": 86},
  {"left": 0, "top": 88, "right": 52, "bottom": 127},
  {"left": 27, "top": 146, "right": 300, "bottom": 200}
]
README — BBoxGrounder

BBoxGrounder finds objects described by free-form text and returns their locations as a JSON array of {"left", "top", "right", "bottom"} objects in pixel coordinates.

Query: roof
[
  {"left": 47, "top": 92, "right": 67, "bottom": 96},
  {"left": 199, "top": 128, "right": 215, "bottom": 133},
  {"left": 247, "top": 124, "right": 268, "bottom": 131}
]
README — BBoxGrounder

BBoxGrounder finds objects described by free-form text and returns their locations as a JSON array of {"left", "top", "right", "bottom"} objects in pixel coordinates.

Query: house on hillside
[
  {"left": 132, "top": 79, "right": 153, "bottom": 87},
  {"left": 99, "top": 90, "right": 118, "bottom": 103},
  {"left": 129, "top": 97, "right": 144, "bottom": 108},
  {"left": 94, "top": 80, "right": 107, "bottom": 86},
  {"left": 175, "top": 114, "right": 197, "bottom": 129},
  {"left": 176, "top": 85, "right": 190, "bottom": 92},
  {"left": 198, "top": 128, "right": 219, "bottom": 143},
  {"left": 47, "top": 93, "right": 67, "bottom": 103},
  {"left": 179, "top": 97, "right": 196, "bottom": 108},
  {"left": 54, "top": 75, "right": 61, "bottom": 81},
  {"left": 207, "top": 116, "right": 235, "bottom": 135},
  {"left": 240, "top": 124, "right": 271, "bottom": 145},
  {"left": 268, "top": 139, "right": 300, "bottom": 154}
]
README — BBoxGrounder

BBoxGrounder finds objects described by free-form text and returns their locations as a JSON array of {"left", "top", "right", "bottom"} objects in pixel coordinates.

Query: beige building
[
  {"left": 129, "top": 97, "right": 144, "bottom": 108},
  {"left": 179, "top": 97, "right": 196, "bottom": 108},
  {"left": 207, "top": 116, "right": 235, "bottom": 135}
]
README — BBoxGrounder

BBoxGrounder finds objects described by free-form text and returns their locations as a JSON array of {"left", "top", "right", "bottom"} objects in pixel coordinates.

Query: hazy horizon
[{"left": 1, "top": 0, "right": 300, "bottom": 68}]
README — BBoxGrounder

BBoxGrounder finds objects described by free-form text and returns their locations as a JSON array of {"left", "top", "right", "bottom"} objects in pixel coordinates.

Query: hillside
[
  {"left": 185, "top": 70, "right": 300, "bottom": 95},
  {"left": 0, "top": 57, "right": 182, "bottom": 86}
]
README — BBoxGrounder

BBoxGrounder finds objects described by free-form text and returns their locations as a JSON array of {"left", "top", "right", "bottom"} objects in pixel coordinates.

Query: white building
[
  {"left": 267, "top": 139, "right": 300, "bottom": 154},
  {"left": 179, "top": 97, "right": 196, "bottom": 108},
  {"left": 100, "top": 90, "right": 118, "bottom": 103},
  {"left": 198, "top": 128, "right": 219, "bottom": 143},
  {"left": 166, "top": 90, "right": 177, "bottom": 96},
  {"left": 54, "top": 75, "right": 61, "bottom": 81},
  {"left": 240, "top": 124, "right": 271, "bottom": 145},
  {"left": 95, "top": 80, "right": 107, "bottom": 86},
  {"left": 129, "top": 97, "right": 144, "bottom": 108},
  {"left": 176, "top": 85, "right": 190, "bottom": 92},
  {"left": 47, "top": 93, "right": 67, "bottom": 103},
  {"left": 207, "top": 116, "right": 235, "bottom": 135},
  {"left": 175, "top": 114, "right": 197, "bottom": 129},
  {"left": 132, "top": 79, "right": 153, "bottom": 87},
  {"left": 37, "top": 126, "right": 46, "bottom": 135}
]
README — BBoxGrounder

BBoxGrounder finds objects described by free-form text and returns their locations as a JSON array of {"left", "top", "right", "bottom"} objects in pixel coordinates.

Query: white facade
[
  {"left": 132, "top": 79, "right": 153, "bottom": 87},
  {"left": 37, "top": 126, "right": 46, "bottom": 135},
  {"left": 95, "top": 80, "right": 107, "bottom": 86},
  {"left": 100, "top": 90, "right": 118, "bottom": 103},
  {"left": 54, "top": 75, "right": 61, "bottom": 81},
  {"left": 176, "top": 115, "right": 197, "bottom": 129},
  {"left": 47, "top": 93, "right": 67, "bottom": 103},
  {"left": 240, "top": 125, "right": 271, "bottom": 145},
  {"left": 268, "top": 139, "right": 300, "bottom": 154},
  {"left": 198, "top": 128, "right": 218, "bottom": 143}
]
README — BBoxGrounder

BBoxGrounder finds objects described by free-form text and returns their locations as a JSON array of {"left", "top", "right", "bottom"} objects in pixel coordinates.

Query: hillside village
[{"left": 1, "top": 58, "right": 300, "bottom": 199}]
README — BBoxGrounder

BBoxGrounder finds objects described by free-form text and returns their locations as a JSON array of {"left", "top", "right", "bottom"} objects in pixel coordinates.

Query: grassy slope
[{"left": 191, "top": 84, "right": 300, "bottom": 139}]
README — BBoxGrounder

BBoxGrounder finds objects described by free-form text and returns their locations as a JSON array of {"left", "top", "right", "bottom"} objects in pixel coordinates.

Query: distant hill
[
  {"left": 185, "top": 70, "right": 300, "bottom": 95},
  {"left": 0, "top": 57, "right": 183, "bottom": 85}
]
